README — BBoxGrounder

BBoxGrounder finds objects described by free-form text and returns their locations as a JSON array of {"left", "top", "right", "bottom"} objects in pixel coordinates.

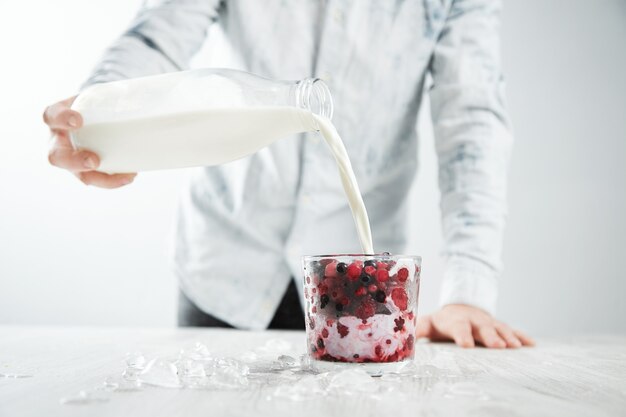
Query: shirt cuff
[{"left": 438, "top": 256, "right": 499, "bottom": 315}]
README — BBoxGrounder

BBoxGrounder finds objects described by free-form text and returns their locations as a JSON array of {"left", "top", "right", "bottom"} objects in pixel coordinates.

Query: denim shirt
[{"left": 84, "top": 0, "right": 513, "bottom": 329}]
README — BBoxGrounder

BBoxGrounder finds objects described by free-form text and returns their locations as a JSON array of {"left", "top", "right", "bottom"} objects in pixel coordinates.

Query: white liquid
[{"left": 73, "top": 99, "right": 374, "bottom": 254}]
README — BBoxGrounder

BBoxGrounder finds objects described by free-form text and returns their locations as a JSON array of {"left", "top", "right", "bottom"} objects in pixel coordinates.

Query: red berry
[
  {"left": 346, "top": 263, "right": 361, "bottom": 281},
  {"left": 364, "top": 266, "right": 376, "bottom": 276},
  {"left": 336, "top": 321, "right": 349, "bottom": 338},
  {"left": 378, "top": 262, "right": 388, "bottom": 270},
  {"left": 355, "top": 298, "right": 376, "bottom": 320},
  {"left": 397, "top": 267, "right": 409, "bottom": 282},
  {"left": 340, "top": 296, "right": 350, "bottom": 305},
  {"left": 325, "top": 261, "right": 338, "bottom": 278},
  {"left": 368, "top": 284, "right": 378, "bottom": 293},
  {"left": 374, "top": 345, "right": 383, "bottom": 357},
  {"left": 306, "top": 276, "right": 311, "bottom": 284},
  {"left": 375, "top": 269, "right": 389, "bottom": 282},
  {"left": 386, "top": 339, "right": 391, "bottom": 345},
  {"left": 312, "top": 306, "right": 317, "bottom": 313},
  {"left": 391, "top": 288, "right": 408, "bottom": 311},
  {"left": 322, "top": 328, "right": 329, "bottom": 338},
  {"left": 326, "top": 319, "right": 334, "bottom": 327},
  {"left": 355, "top": 287, "right": 367, "bottom": 296}
]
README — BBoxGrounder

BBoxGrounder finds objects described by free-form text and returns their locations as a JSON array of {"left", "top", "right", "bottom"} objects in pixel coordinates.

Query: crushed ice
[{"left": 60, "top": 338, "right": 459, "bottom": 404}]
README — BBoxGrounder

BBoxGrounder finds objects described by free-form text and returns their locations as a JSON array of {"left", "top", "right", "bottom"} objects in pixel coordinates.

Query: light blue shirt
[{"left": 84, "top": 0, "right": 513, "bottom": 329}]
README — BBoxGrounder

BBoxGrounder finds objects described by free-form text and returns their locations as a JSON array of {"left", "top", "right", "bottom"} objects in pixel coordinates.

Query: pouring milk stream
[{"left": 71, "top": 69, "right": 374, "bottom": 254}]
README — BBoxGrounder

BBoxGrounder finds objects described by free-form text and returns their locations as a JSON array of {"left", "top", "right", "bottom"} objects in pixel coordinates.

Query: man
[{"left": 44, "top": 0, "right": 533, "bottom": 348}]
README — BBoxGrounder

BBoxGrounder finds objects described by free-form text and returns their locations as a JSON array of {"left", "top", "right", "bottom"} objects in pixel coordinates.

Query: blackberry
[
  {"left": 360, "top": 273, "right": 371, "bottom": 284},
  {"left": 335, "top": 303, "right": 344, "bottom": 312},
  {"left": 317, "top": 338, "right": 325, "bottom": 349},
  {"left": 320, "top": 294, "right": 330, "bottom": 308},
  {"left": 353, "top": 354, "right": 359, "bottom": 359},
  {"left": 364, "top": 260, "right": 377, "bottom": 268},
  {"left": 336, "top": 262, "right": 348, "bottom": 274},
  {"left": 375, "top": 290, "right": 386, "bottom": 303}
]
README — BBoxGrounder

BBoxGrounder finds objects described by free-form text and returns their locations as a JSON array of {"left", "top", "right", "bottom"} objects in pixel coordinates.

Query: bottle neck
[{"left": 291, "top": 78, "right": 334, "bottom": 131}]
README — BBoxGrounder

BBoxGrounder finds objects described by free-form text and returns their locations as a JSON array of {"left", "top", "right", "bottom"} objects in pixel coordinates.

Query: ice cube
[
  {"left": 139, "top": 358, "right": 180, "bottom": 388},
  {"left": 326, "top": 369, "right": 378, "bottom": 394},
  {"left": 60, "top": 389, "right": 110, "bottom": 405}
]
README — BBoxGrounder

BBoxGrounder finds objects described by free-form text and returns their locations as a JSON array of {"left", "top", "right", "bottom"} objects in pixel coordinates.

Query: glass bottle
[{"left": 70, "top": 68, "right": 334, "bottom": 173}]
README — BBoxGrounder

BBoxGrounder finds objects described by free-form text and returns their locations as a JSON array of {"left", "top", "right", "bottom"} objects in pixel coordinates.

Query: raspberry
[
  {"left": 325, "top": 261, "right": 338, "bottom": 278},
  {"left": 368, "top": 284, "right": 377, "bottom": 293},
  {"left": 397, "top": 267, "right": 409, "bottom": 282},
  {"left": 346, "top": 263, "right": 361, "bottom": 281},
  {"left": 374, "top": 345, "right": 382, "bottom": 357},
  {"left": 375, "top": 269, "right": 389, "bottom": 283},
  {"left": 364, "top": 265, "right": 376, "bottom": 276},
  {"left": 340, "top": 296, "right": 350, "bottom": 305},
  {"left": 378, "top": 262, "right": 388, "bottom": 270},
  {"left": 391, "top": 288, "right": 408, "bottom": 311},
  {"left": 386, "top": 339, "right": 392, "bottom": 345},
  {"left": 355, "top": 287, "right": 367, "bottom": 296},
  {"left": 336, "top": 321, "right": 349, "bottom": 338},
  {"left": 355, "top": 298, "right": 376, "bottom": 320},
  {"left": 322, "top": 328, "right": 329, "bottom": 338},
  {"left": 406, "top": 335, "right": 415, "bottom": 351}
]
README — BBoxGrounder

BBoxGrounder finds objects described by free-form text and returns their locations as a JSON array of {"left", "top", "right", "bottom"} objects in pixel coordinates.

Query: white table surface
[{"left": 1, "top": 325, "right": 625, "bottom": 417}]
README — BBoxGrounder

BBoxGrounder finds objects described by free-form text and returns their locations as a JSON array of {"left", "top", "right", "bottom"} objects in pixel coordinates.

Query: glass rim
[{"left": 302, "top": 253, "right": 421, "bottom": 262}]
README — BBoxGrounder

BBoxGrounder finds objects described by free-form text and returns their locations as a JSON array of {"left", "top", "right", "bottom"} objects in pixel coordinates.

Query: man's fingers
[
  {"left": 513, "top": 329, "right": 536, "bottom": 347},
  {"left": 75, "top": 171, "right": 136, "bottom": 189},
  {"left": 474, "top": 324, "right": 506, "bottom": 349},
  {"left": 49, "top": 141, "right": 100, "bottom": 172},
  {"left": 495, "top": 323, "right": 522, "bottom": 348},
  {"left": 448, "top": 321, "right": 475, "bottom": 348},
  {"left": 415, "top": 315, "right": 434, "bottom": 339},
  {"left": 43, "top": 97, "right": 82, "bottom": 130}
]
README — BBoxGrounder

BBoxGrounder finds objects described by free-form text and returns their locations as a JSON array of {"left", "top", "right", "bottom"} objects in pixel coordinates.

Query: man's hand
[
  {"left": 416, "top": 304, "right": 535, "bottom": 348},
  {"left": 44, "top": 96, "right": 137, "bottom": 188}
]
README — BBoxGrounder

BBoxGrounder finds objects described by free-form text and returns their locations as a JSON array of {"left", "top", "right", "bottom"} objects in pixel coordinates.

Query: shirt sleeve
[
  {"left": 428, "top": 0, "right": 513, "bottom": 315},
  {"left": 82, "top": 0, "right": 221, "bottom": 88}
]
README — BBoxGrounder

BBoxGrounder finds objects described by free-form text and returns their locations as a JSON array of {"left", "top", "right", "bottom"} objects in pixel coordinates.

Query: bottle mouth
[{"left": 294, "top": 78, "right": 334, "bottom": 130}]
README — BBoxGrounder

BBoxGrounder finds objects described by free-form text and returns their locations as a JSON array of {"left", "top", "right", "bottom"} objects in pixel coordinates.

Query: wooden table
[{"left": 1, "top": 326, "right": 625, "bottom": 417}]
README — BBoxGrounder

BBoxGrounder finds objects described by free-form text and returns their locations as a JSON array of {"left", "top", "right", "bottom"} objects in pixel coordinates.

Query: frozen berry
[
  {"left": 360, "top": 273, "right": 371, "bottom": 284},
  {"left": 325, "top": 261, "right": 338, "bottom": 278},
  {"left": 320, "top": 294, "right": 330, "bottom": 308},
  {"left": 355, "top": 287, "right": 367, "bottom": 296},
  {"left": 375, "top": 269, "right": 389, "bottom": 283},
  {"left": 337, "top": 321, "right": 349, "bottom": 338},
  {"left": 355, "top": 298, "right": 376, "bottom": 320},
  {"left": 364, "top": 265, "right": 376, "bottom": 276},
  {"left": 353, "top": 354, "right": 359, "bottom": 359},
  {"left": 306, "top": 276, "right": 311, "bottom": 284},
  {"left": 368, "top": 284, "right": 378, "bottom": 293},
  {"left": 317, "top": 338, "right": 325, "bottom": 349},
  {"left": 374, "top": 345, "right": 382, "bottom": 357},
  {"left": 322, "top": 328, "right": 329, "bottom": 338},
  {"left": 364, "top": 260, "right": 377, "bottom": 268},
  {"left": 374, "top": 290, "right": 386, "bottom": 303},
  {"left": 340, "top": 296, "right": 350, "bottom": 305},
  {"left": 378, "top": 262, "right": 388, "bottom": 270},
  {"left": 346, "top": 263, "right": 361, "bottom": 281},
  {"left": 386, "top": 339, "right": 392, "bottom": 345},
  {"left": 391, "top": 288, "right": 408, "bottom": 310},
  {"left": 406, "top": 335, "right": 415, "bottom": 350},
  {"left": 397, "top": 267, "right": 409, "bottom": 282},
  {"left": 336, "top": 262, "right": 348, "bottom": 274},
  {"left": 335, "top": 303, "right": 343, "bottom": 312}
]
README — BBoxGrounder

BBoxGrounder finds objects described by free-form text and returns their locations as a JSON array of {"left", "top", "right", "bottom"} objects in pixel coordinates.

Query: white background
[{"left": 0, "top": 0, "right": 624, "bottom": 335}]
